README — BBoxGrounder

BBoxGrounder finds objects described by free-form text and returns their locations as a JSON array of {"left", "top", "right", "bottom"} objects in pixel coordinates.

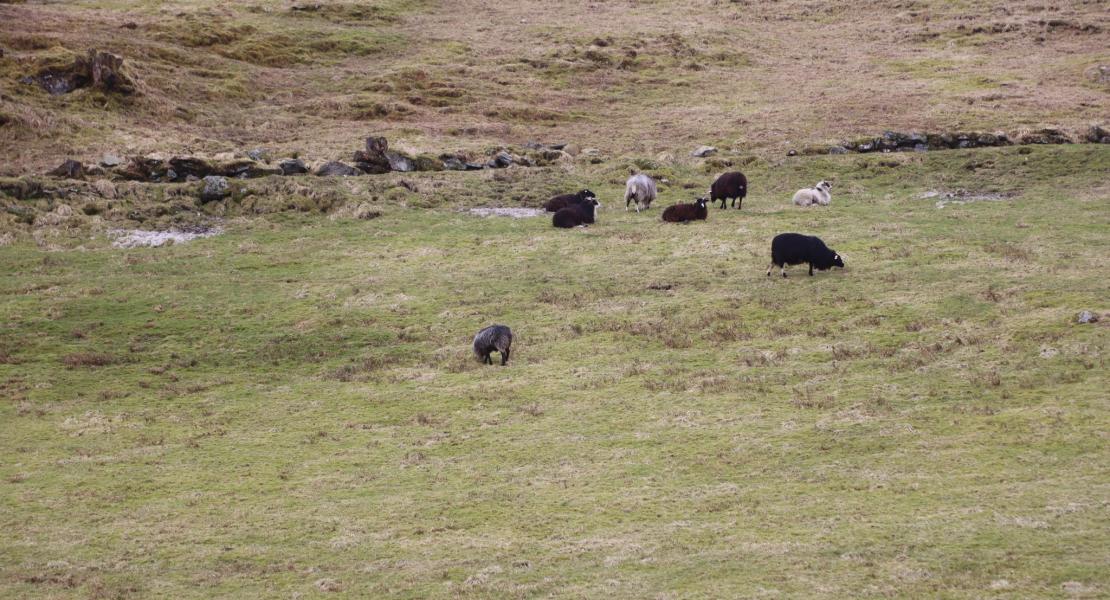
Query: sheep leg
[
  {"left": 766, "top": 263, "right": 774, "bottom": 277},
  {"left": 501, "top": 349, "right": 509, "bottom": 366},
  {"left": 782, "top": 264, "right": 788, "bottom": 278},
  {"left": 484, "top": 353, "right": 493, "bottom": 365},
  {"left": 808, "top": 264, "right": 814, "bottom": 276}
]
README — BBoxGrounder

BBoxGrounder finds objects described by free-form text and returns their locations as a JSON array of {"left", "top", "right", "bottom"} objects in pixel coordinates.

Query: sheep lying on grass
[
  {"left": 624, "top": 174, "right": 657, "bottom": 212},
  {"left": 793, "top": 180, "right": 833, "bottom": 207},
  {"left": 473, "top": 325, "right": 512, "bottom": 365},
  {"left": 553, "top": 198, "right": 599, "bottom": 228},
  {"left": 662, "top": 197, "right": 709, "bottom": 223}
]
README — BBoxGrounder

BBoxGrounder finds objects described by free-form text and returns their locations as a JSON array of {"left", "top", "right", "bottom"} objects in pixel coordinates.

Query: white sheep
[
  {"left": 792, "top": 180, "right": 833, "bottom": 207},
  {"left": 624, "top": 173, "right": 657, "bottom": 212}
]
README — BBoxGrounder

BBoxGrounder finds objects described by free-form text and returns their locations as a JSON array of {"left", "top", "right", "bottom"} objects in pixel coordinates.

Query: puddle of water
[
  {"left": 467, "top": 207, "right": 546, "bottom": 218},
  {"left": 107, "top": 226, "right": 222, "bottom": 248}
]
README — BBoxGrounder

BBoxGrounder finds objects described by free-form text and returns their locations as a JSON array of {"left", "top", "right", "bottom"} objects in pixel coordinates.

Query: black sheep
[
  {"left": 544, "top": 189, "right": 597, "bottom": 212},
  {"left": 552, "top": 198, "right": 599, "bottom": 228},
  {"left": 662, "top": 197, "right": 709, "bottom": 222},
  {"left": 710, "top": 171, "right": 748, "bottom": 209},
  {"left": 767, "top": 233, "right": 845, "bottom": 277},
  {"left": 473, "top": 324, "right": 512, "bottom": 365}
]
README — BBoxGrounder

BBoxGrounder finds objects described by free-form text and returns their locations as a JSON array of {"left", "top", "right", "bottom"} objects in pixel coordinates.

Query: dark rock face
[
  {"left": 200, "top": 175, "right": 229, "bottom": 202},
  {"left": 48, "top": 159, "right": 84, "bottom": 179},
  {"left": 22, "top": 50, "right": 137, "bottom": 96},
  {"left": 279, "top": 158, "right": 309, "bottom": 175},
  {"left": 117, "top": 156, "right": 169, "bottom": 181},
  {"left": 168, "top": 157, "right": 213, "bottom": 180},
  {"left": 315, "top": 161, "right": 361, "bottom": 177}
]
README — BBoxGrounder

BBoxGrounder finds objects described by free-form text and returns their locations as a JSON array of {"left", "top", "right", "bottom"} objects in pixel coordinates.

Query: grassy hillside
[
  {"left": 1, "top": 0, "right": 1109, "bottom": 598},
  {"left": 2, "top": 0, "right": 1108, "bottom": 171},
  {"left": 2, "top": 145, "right": 1108, "bottom": 598}
]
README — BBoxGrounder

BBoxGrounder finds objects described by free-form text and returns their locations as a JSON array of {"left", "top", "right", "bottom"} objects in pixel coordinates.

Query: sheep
[
  {"left": 766, "top": 233, "right": 844, "bottom": 278},
  {"left": 792, "top": 180, "right": 833, "bottom": 207},
  {"left": 710, "top": 171, "right": 748, "bottom": 209},
  {"left": 662, "top": 197, "right": 709, "bottom": 223},
  {"left": 624, "top": 173, "right": 657, "bottom": 212},
  {"left": 544, "top": 189, "right": 597, "bottom": 212},
  {"left": 473, "top": 324, "right": 512, "bottom": 365},
  {"left": 552, "top": 198, "right": 599, "bottom": 228}
]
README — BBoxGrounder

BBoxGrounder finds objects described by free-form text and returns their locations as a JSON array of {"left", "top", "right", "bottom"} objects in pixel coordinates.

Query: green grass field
[{"left": 2, "top": 145, "right": 1108, "bottom": 597}]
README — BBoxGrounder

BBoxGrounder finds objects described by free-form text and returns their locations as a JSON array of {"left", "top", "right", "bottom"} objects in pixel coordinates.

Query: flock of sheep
[{"left": 473, "top": 171, "right": 846, "bottom": 366}]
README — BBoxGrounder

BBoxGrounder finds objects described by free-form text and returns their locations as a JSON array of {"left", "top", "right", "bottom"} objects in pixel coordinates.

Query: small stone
[
  {"left": 1077, "top": 310, "right": 1099, "bottom": 324},
  {"left": 786, "top": 149, "right": 798, "bottom": 156},
  {"left": 200, "top": 175, "right": 229, "bottom": 202},
  {"left": 691, "top": 145, "right": 717, "bottom": 157},
  {"left": 100, "top": 154, "right": 122, "bottom": 168},
  {"left": 827, "top": 145, "right": 848, "bottom": 155},
  {"left": 488, "top": 151, "right": 514, "bottom": 168}
]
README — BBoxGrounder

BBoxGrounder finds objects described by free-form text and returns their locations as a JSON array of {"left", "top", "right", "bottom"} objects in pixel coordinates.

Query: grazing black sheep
[
  {"left": 473, "top": 324, "right": 512, "bottom": 365},
  {"left": 544, "top": 189, "right": 597, "bottom": 212},
  {"left": 662, "top": 197, "right": 709, "bottom": 222},
  {"left": 767, "top": 233, "right": 845, "bottom": 277},
  {"left": 552, "top": 198, "right": 599, "bottom": 228},
  {"left": 710, "top": 171, "right": 748, "bottom": 210}
]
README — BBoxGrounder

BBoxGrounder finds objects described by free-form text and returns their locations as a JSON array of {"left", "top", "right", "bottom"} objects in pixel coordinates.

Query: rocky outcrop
[
  {"left": 21, "top": 49, "right": 137, "bottom": 96},
  {"left": 315, "top": 161, "right": 361, "bottom": 177}
]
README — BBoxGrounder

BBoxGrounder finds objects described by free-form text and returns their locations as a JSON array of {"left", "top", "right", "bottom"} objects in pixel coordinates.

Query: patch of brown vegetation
[{"left": 61, "top": 352, "right": 121, "bottom": 368}]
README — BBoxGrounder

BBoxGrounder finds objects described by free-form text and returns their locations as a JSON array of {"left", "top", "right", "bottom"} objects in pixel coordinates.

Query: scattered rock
[
  {"left": 786, "top": 149, "right": 798, "bottom": 156},
  {"left": 315, "top": 578, "right": 342, "bottom": 592},
  {"left": 1039, "top": 346, "right": 1059, "bottom": 359},
  {"left": 47, "top": 159, "right": 84, "bottom": 179},
  {"left": 488, "top": 151, "right": 514, "bottom": 168},
  {"left": 385, "top": 151, "right": 415, "bottom": 172},
  {"left": 691, "top": 145, "right": 717, "bottom": 157},
  {"left": 1085, "top": 125, "right": 1109, "bottom": 144},
  {"left": 1018, "top": 128, "right": 1072, "bottom": 145},
  {"left": 246, "top": 148, "right": 271, "bottom": 162},
  {"left": 827, "top": 145, "right": 849, "bottom": 154},
  {"left": 441, "top": 155, "right": 467, "bottom": 171},
  {"left": 412, "top": 154, "right": 444, "bottom": 171},
  {"left": 217, "top": 159, "right": 281, "bottom": 179},
  {"left": 1076, "top": 310, "right": 1099, "bottom": 324},
  {"left": 279, "top": 158, "right": 309, "bottom": 175},
  {"left": 562, "top": 144, "right": 581, "bottom": 156},
  {"left": 100, "top": 154, "right": 122, "bottom": 168},
  {"left": 353, "top": 136, "right": 391, "bottom": 174},
  {"left": 464, "top": 161, "right": 486, "bottom": 171},
  {"left": 315, "top": 161, "right": 361, "bottom": 177},
  {"left": 200, "top": 175, "right": 229, "bottom": 202}
]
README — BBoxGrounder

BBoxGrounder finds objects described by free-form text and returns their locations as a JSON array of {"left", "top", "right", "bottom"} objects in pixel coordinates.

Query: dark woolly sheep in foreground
[
  {"left": 473, "top": 324, "right": 512, "bottom": 365},
  {"left": 544, "top": 189, "right": 597, "bottom": 212},
  {"left": 767, "top": 233, "right": 844, "bottom": 278},
  {"left": 662, "top": 197, "right": 709, "bottom": 223},
  {"left": 552, "top": 198, "right": 599, "bottom": 228},
  {"left": 710, "top": 171, "right": 748, "bottom": 209},
  {"left": 624, "top": 173, "right": 657, "bottom": 212}
]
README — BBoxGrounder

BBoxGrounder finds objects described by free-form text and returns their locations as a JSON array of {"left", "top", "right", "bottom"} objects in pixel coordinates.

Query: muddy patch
[
  {"left": 107, "top": 225, "right": 222, "bottom": 248},
  {"left": 919, "top": 189, "right": 1018, "bottom": 208},
  {"left": 467, "top": 207, "right": 545, "bottom": 218}
]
